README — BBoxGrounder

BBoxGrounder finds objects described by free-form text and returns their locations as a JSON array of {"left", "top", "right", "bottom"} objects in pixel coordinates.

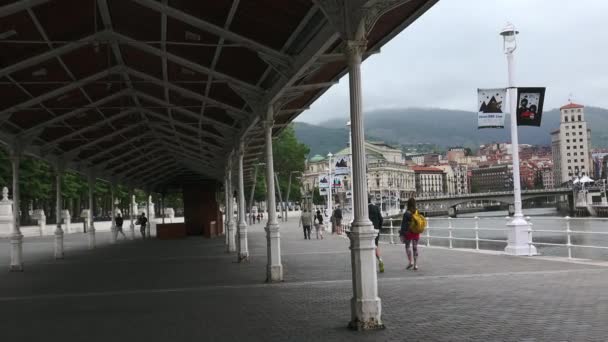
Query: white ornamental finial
[{"left": 2, "top": 187, "right": 8, "bottom": 201}]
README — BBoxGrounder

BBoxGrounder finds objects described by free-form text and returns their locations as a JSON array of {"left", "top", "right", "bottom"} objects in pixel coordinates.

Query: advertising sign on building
[
  {"left": 477, "top": 88, "right": 507, "bottom": 129},
  {"left": 334, "top": 156, "right": 350, "bottom": 175}
]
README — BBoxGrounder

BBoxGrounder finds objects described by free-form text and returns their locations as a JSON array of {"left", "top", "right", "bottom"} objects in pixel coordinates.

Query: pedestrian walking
[
  {"left": 137, "top": 212, "right": 148, "bottom": 239},
  {"left": 257, "top": 213, "right": 261, "bottom": 223},
  {"left": 115, "top": 213, "right": 127, "bottom": 239},
  {"left": 332, "top": 205, "right": 343, "bottom": 234},
  {"left": 299, "top": 208, "right": 313, "bottom": 240},
  {"left": 368, "top": 198, "right": 384, "bottom": 273},
  {"left": 400, "top": 198, "right": 420, "bottom": 270},
  {"left": 314, "top": 209, "right": 324, "bottom": 240}
]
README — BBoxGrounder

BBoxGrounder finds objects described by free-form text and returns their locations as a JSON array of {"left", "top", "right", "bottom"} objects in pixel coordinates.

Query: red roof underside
[{"left": 560, "top": 103, "right": 584, "bottom": 110}]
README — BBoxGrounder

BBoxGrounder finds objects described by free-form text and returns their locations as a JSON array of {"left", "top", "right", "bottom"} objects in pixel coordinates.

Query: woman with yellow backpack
[{"left": 400, "top": 198, "right": 427, "bottom": 270}]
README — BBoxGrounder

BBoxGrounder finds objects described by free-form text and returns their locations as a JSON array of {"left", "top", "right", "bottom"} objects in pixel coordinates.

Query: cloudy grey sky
[{"left": 297, "top": 0, "right": 608, "bottom": 124}]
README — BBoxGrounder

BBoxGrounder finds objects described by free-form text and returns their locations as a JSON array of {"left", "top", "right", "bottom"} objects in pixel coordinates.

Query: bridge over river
[{"left": 415, "top": 188, "right": 573, "bottom": 217}]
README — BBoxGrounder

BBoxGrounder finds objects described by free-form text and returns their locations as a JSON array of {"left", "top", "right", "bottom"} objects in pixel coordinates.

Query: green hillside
[
  {"left": 306, "top": 106, "right": 608, "bottom": 150},
  {"left": 293, "top": 122, "right": 349, "bottom": 157}
]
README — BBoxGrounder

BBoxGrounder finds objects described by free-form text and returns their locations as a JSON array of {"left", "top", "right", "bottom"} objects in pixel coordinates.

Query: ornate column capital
[
  {"left": 345, "top": 40, "right": 368, "bottom": 62},
  {"left": 262, "top": 120, "right": 275, "bottom": 130},
  {"left": 8, "top": 145, "right": 21, "bottom": 162}
]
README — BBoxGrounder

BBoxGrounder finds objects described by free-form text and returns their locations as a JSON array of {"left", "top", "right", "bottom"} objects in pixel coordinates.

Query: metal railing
[
  {"left": 516, "top": 216, "right": 608, "bottom": 259},
  {"left": 367, "top": 216, "right": 608, "bottom": 260}
]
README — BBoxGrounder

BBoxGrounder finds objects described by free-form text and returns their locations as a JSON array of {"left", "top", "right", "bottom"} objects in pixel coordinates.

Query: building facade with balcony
[
  {"left": 367, "top": 161, "right": 416, "bottom": 205},
  {"left": 412, "top": 166, "right": 445, "bottom": 197},
  {"left": 302, "top": 141, "right": 413, "bottom": 207}
]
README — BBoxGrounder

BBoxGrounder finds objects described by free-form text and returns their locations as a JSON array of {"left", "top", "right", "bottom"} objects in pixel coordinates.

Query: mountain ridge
[{"left": 294, "top": 106, "right": 608, "bottom": 156}]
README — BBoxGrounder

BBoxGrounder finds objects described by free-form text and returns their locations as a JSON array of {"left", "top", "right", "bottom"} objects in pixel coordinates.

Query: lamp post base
[
  {"left": 504, "top": 217, "right": 537, "bottom": 256},
  {"left": 348, "top": 298, "right": 385, "bottom": 331},
  {"left": 265, "top": 224, "right": 283, "bottom": 282},
  {"left": 348, "top": 227, "right": 383, "bottom": 330},
  {"left": 10, "top": 232, "right": 23, "bottom": 271}
]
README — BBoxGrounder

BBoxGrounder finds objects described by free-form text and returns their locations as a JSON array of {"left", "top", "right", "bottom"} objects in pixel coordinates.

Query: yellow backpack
[{"left": 409, "top": 210, "right": 427, "bottom": 234}]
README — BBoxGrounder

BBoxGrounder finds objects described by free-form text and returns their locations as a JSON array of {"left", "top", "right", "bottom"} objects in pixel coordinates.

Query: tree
[
  {"left": 252, "top": 170, "right": 267, "bottom": 203},
  {"left": 312, "top": 187, "right": 324, "bottom": 205},
  {"left": 0, "top": 148, "right": 9, "bottom": 186},
  {"left": 164, "top": 191, "right": 183, "bottom": 211},
  {"left": 272, "top": 124, "right": 310, "bottom": 203}
]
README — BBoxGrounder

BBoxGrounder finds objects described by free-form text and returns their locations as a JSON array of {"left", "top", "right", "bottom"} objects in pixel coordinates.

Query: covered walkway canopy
[
  {"left": 0, "top": 0, "right": 438, "bottom": 330},
  {"left": 0, "top": 0, "right": 435, "bottom": 186}
]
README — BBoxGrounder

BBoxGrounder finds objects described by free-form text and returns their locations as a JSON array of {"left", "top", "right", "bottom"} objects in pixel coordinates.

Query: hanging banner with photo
[
  {"left": 477, "top": 88, "right": 507, "bottom": 128},
  {"left": 334, "top": 156, "right": 350, "bottom": 175},
  {"left": 318, "top": 174, "right": 329, "bottom": 188},
  {"left": 516, "top": 87, "right": 546, "bottom": 126},
  {"left": 346, "top": 190, "right": 352, "bottom": 199},
  {"left": 319, "top": 188, "right": 327, "bottom": 195},
  {"left": 332, "top": 175, "right": 344, "bottom": 189}
]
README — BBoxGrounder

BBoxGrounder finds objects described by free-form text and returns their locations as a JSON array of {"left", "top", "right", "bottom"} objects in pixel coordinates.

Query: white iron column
[
  {"left": 129, "top": 189, "right": 135, "bottom": 239},
  {"left": 346, "top": 39, "right": 383, "bottom": 330},
  {"left": 502, "top": 23, "right": 536, "bottom": 256},
  {"left": 237, "top": 143, "right": 249, "bottom": 261},
  {"left": 110, "top": 183, "right": 117, "bottom": 244},
  {"left": 146, "top": 192, "right": 151, "bottom": 238},
  {"left": 9, "top": 152, "right": 23, "bottom": 271},
  {"left": 54, "top": 166, "right": 64, "bottom": 259},
  {"left": 226, "top": 167, "right": 236, "bottom": 252},
  {"left": 248, "top": 165, "right": 259, "bottom": 225},
  {"left": 161, "top": 193, "right": 165, "bottom": 225},
  {"left": 327, "top": 153, "right": 333, "bottom": 215},
  {"left": 224, "top": 176, "right": 230, "bottom": 248},
  {"left": 87, "top": 172, "right": 96, "bottom": 249},
  {"left": 264, "top": 115, "right": 283, "bottom": 281},
  {"left": 348, "top": 122, "right": 353, "bottom": 213}
]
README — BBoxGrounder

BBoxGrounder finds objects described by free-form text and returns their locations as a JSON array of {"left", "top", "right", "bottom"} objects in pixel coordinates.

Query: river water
[{"left": 382, "top": 208, "right": 608, "bottom": 261}]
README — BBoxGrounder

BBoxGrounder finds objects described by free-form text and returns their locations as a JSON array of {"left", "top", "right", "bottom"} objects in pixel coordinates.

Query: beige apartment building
[{"left": 551, "top": 103, "right": 593, "bottom": 185}]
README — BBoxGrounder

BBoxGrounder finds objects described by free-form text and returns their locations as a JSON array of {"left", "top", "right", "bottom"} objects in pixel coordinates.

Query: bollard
[
  {"left": 565, "top": 216, "right": 572, "bottom": 259},
  {"left": 130, "top": 222, "right": 135, "bottom": 240},
  {"left": 448, "top": 217, "right": 453, "bottom": 249},
  {"left": 389, "top": 219, "right": 395, "bottom": 244},
  {"left": 474, "top": 216, "right": 479, "bottom": 251}
]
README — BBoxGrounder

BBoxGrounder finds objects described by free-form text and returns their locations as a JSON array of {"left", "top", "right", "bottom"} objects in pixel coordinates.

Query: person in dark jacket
[
  {"left": 115, "top": 213, "right": 126, "bottom": 239},
  {"left": 400, "top": 198, "right": 420, "bottom": 270},
  {"left": 368, "top": 198, "right": 384, "bottom": 273},
  {"left": 137, "top": 213, "right": 148, "bottom": 239},
  {"left": 314, "top": 209, "right": 324, "bottom": 239},
  {"left": 332, "top": 205, "right": 343, "bottom": 234}
]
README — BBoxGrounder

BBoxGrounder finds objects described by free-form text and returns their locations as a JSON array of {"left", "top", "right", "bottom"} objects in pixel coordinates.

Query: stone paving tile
[{"left": 0, "top": 220, "right": 607, "bottom": 341}]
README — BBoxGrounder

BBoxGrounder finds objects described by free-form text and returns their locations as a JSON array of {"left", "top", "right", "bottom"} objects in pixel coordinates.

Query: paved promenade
[{"left": 1, "top": 219, "right": 607, "bottom": 341}]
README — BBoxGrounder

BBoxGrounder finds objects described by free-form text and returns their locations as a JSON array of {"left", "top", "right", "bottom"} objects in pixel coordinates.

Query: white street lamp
[
  {"left": 327, "top": 152, "right": 333, "bottom": 217},
  {"left": 501, "top": 22, "right": 536, "bottom": 256}
]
